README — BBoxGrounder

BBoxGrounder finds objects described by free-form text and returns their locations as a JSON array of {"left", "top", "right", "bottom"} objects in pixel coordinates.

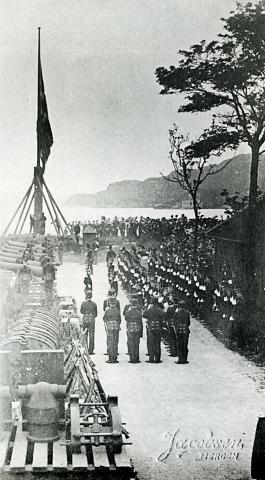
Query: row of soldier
[{"left": 80, "top": 246, "right": 190, "bottom": 364}]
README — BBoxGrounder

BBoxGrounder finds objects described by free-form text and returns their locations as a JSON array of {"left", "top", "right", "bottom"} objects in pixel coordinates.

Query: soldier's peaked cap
[{"left": 131, "top": 298, "right": 138, "bottom": 306}]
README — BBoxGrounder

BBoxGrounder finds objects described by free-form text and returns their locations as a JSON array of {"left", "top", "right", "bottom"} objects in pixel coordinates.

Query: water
[{"left": 63, "top": 206, "right": 225, "bottom": 223}]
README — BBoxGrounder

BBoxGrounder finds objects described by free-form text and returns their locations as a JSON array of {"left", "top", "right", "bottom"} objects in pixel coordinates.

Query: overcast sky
[{"left": 0, "top": 0, "right": 245, "bottom": 212}]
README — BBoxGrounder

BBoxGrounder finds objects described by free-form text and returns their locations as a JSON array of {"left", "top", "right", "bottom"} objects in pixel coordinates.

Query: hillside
[{"left": 64, "top": 154, "right": 265, "bottom": 208}]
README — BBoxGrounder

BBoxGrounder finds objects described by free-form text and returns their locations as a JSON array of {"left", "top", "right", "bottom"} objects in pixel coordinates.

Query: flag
[{"left": 37, "top": 47, "right": 53, "bottom": 172}]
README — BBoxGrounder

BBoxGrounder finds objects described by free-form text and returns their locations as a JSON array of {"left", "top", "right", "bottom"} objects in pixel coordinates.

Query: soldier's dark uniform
[
  {"left": 143, "top": 299, "right": 165, "bottom": 363},
  {"left": 80, "top": 293, "right": 98, "bottom": 354},
  {"left": 103, "top": 295, "right": 120, "bottom": 312},
  {"left": 42, "top": 259, "right": 55, "bottom": 299},
  {"left": 103, "top": 301, "right": 121, "bottom": 363},
  {"left": 165, "top": 301, "right": 179, "bottom": 357},
  {"left": 124, "top": 301, "right": 143, "bottom": 363},
  {"left": 175, "top": 303, "right": 190, "bottom": 364}
]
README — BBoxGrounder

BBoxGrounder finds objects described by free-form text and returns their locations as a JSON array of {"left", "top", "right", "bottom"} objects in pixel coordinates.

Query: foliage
[
  {"left": 164, "top": 126, "right": 231, "bottom": 259},
  {"left": 166, "top": 126, "right": 231, "bottom": 211},
  {"left": 220, "top": 189, "right": 249, "bottom": 216},
  {"left": 220, "top": 187, "right": 264, "bottom": 216},
  {"left": 156, "top": 1, "right": 265, "bottom": 206}
]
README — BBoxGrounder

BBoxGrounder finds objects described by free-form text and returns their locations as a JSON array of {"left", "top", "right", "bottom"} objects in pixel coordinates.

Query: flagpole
[
  {"left": 34, "top": 26, "right": 43, "bottom": 234},
  {"left": 37, "top": 26, "right": 41, "bottom": 168}
]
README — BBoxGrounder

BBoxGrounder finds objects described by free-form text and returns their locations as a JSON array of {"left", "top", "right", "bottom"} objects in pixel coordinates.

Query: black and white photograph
[{"left": 1, "top": 1, "right": 265, "bottom": 479}]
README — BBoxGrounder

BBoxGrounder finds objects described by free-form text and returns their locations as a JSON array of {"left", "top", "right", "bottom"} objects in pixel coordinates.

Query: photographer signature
[{"left": 158, "top": 430, "right": 245, "bottom": 462}]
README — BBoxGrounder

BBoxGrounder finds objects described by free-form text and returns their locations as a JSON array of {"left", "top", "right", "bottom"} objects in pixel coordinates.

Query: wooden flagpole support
[
  {"left": 35, "top": 177, "right": 59, "bottom": 235},
  {"left": 14, "top": 183, "right": 34, "bottom": 234},
  {"left": 43, "top": 178, "right": 72, "bottom": 235},
  {"left": 1, "top": 181, "right": 34, "bottom": 237},
  {"left": 42, "top": 182, "right": 64, "bottom": 235},
  {"left": 19, "top": 189, "right": 35, "bottom": 234},
  {"left": 1, "top": 29, "right": 71, "bottom": 239}
]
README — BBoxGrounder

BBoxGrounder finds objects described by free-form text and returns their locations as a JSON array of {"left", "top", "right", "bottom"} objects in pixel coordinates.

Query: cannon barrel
[
  {"left": 0, "top": 261, "right": 42, "bottom": 276},
  {"left": 0, "top": 256, "right": 41, "bottom": 267},
  {"left": 9, "top": 240, "right": 45, "bottom": 252}
]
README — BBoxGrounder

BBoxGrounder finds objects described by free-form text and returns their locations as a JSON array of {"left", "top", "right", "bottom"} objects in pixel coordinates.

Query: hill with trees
[{"left": 65, "top": 153, "right": 265, "bottom": 208}]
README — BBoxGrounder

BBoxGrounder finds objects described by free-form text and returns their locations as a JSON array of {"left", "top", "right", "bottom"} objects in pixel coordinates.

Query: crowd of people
[
  {"left": 16, "top": 212, "right": 248, "bottom": 359},
  {"left": 79, "top": 242, "right": 192, "bottom": 364},
  {"left": 15, "top": 237, "right": 60, "bottom": 304},
  {"left": 69, "top": 214, "right": 218, "bottom": 242},
  {"left": 75, "top": 212, "right": 248, "bottom": 360}
]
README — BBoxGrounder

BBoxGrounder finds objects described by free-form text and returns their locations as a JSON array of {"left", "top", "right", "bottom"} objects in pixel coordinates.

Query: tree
[
  {"left": 156, "top": 0, "right": 265, "bottom": 290},
  {"left": 156, "top": 1, "right": 265, "bottom": 210},
  {"left": 220, "top": 188, "right": 264, "bottom": 216},
  {"left": 165, "top": 126, "right": 230, "bottom": 259},
  {"left": 220, "top": 189, "right": 249, "bottom": 217}
]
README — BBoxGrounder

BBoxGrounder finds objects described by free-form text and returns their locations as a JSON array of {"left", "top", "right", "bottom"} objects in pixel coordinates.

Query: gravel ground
[{"left": 57, "top": 258, "right": 265, "bottom": 480}]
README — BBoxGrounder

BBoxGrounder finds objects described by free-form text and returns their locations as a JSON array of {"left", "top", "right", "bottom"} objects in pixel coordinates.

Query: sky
[{"left": 0, "top": 0, "right": 246, "bottom": 213}]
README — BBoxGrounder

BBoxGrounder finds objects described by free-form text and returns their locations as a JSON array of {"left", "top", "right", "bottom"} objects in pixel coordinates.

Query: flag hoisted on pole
[
  {"left": 1, "top": 29, "right": 72, "bottom": 238},
  {"left": 37, "top": 27, "right": 53, "bottom": 173}
]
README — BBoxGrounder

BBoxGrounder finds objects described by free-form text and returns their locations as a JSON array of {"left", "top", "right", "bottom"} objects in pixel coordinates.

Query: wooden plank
[
  {"left": 72, "top": 445, "right": 88, "bottom": 471},
  {"left": 0, "top": 432, "right": 10, "bottom": 471},
  {"left": 32, "top": 442, "right": 48, "bottom": 471},
  {"left": 52, "top": 439, "right": 68, "bottom": 471},
  {"left": 114, "top": 445, "right": 132, "bottom": 469},
  {"left": 9, "top": 430, "right": 28, "bottom": 472},
  {"left": 92, "top": 444, "right": 110, "bottom": 468}
]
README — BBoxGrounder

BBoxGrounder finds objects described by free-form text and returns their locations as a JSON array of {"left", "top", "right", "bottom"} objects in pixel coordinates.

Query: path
[{"left": 56, "top": 257, "right": 265, "bottom": 480}]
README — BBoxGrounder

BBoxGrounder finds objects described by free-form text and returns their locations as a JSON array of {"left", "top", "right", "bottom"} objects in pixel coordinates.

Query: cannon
[{"left": 0, "top": 291, "right": 134, "bottom": 478}]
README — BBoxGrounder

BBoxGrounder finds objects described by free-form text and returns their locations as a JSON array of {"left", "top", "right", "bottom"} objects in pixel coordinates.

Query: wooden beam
[{"left": 1, "top": 180, "right": 33, "bottom": 237}]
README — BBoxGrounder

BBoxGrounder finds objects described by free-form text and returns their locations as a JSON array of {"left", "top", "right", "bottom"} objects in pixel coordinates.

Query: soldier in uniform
[
  {"left": 165, "top": 296, "right": 179, "bottom": 357},
  {"left": 84, "top": 270, "right": 93, "bottom": 293},
  {"left": 103, "top": 289, "right": 120, "bottom": 312},
  {"left": 103, "top": 297, "right": 121, "bottom": 363},
  {"left": 42, "top": 257, "right": 56, "bottom": 301},
  {"left": 106, "top": 245, "right": 116, "bottom": 268},
  {"left": 18, "top": 262, "right": 32, "bottom": 295},
  {"left": 124, "top": 298, "right": 143, "bottom": 363},
  {"left": 175, "top": 299, "right": 190, "bottom": 364},
  {"left": 143, "top": 295, "right": 165, "bottom": 363},
  {"left": 80, "top": 291, "right": 98, "bottom": 355},
  {"left": 58, "top": 240, "right": 64, "bottom": 265}
]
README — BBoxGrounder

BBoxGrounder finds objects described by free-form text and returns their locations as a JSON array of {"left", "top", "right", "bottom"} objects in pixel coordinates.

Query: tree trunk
[
  {"left": 246, "top": 141, "right": 259, "bottom": 308},
  {"left": 192, "top": 194, "right": 199, "bottom": 264},
  {"left": 249, "top": 141, "right": 259, "bottom": 208}
]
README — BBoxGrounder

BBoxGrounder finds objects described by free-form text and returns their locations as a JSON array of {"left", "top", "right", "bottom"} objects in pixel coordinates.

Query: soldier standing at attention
[
  {"left": 84, "top": 269, "right": 93, "bottom": 293},
  {"left": 175, "top": 299, "right": 190, "bottom": 364},
  {"left": 80, "top": 291, "right": 98, "bottom": 355},
  {"left": 58, "top": 240, "right": 64, "bottom": 265},
  {"left": 143, "top": 296, "right": 165, "bottom": 363},
  {"left": 42, "top": 257, "right": 55, "bottom": 300},
  {"left": 106, "top": 245, "right": 116, "bottom": 268},
  {"left": 103, "top": 297, "right": 121, "bottom": 363},
  {"left": 124, "top": 298, "right": 143, "bottom": 363},
  {"left": 19, "top": 262, "right": 32, "bottom": 296},
  {"left": 103, "top": 289, "right": 120, "bottom": 312},
  {"left": 165, "top": 296, "right": 179, "bottom": 357}
]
